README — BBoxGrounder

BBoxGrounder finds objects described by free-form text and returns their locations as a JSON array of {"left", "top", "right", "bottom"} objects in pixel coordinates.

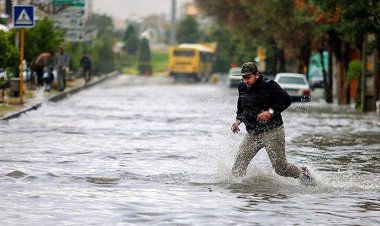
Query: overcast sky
[{"left": 92, "top": 0, "right": 193, "bottom": 20}]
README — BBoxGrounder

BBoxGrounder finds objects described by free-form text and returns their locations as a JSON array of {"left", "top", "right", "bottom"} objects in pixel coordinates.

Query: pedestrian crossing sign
[{"left": 13, "top": 6, "right": 35, "bottom": 28}]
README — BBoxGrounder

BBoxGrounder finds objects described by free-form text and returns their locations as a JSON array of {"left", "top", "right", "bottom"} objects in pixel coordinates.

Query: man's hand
[
  {"left": 231, "top": 120, "right": 241, "bottom": 133},
  {"left": 257, "top": 111, "right": 273, "bottom": 123}
]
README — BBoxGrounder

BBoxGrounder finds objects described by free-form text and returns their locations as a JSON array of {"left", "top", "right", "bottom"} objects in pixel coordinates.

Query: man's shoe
[{"left": 298, "top": 167, "right": 316, "bottom": 186}]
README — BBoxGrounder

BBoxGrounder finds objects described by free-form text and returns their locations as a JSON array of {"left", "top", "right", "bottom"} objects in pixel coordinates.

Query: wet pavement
[{"left": 1, "top": 75, "right": 379, "bottom": 225}]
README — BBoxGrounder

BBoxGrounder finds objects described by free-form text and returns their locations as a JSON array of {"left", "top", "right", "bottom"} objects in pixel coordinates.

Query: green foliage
[
  {"left": 315, "top": 0, "right": 380, "bottom": 46},
  {"left": 208, "top": 25, "right": 232, "bottom": 72},
  {"left": 25, "top": 18, "right": 63, "bottom": 64},
  {"left": 6, "top": 18, "right": 63, "bottom": 71},
  {"left": 64, "top": 42, "right": 83, "bottom": 70},
  {"left": 123, "top": 25, "right": 140, "bottom": 56},
  {"left": 176, "top": 16, "right": 201, "bottom": 43},
  {"left": 92, "top": 34, "right": 115, "bottom": 73},
  {"left": 89, "top": 14, "right": 114, "bottom": 34},
  {"left": 195, "top": 0, "right": 311, "bottom": 72},
  {"left": 347, "top": 60, "right": 362, "bottom": 83},
  {"left": 85, "top": 13, "right": 115, "bottom": 73},
  {"left": 137, "top": 38, "right": 152, "bottom": 75},
  {"left": 124, "top": 25, "right": 136, "bottom": 41},
  {"left": 0, "top": 31, "right": 18, "bottom": 69},
  {"left": 125, "top": 34, "right": 140, "bottom": 55},
  {"left": 346, "top": 60, "right": 363, "bottom": 108},
  {"left": 1, "top": 13, "right": 117, "bottom": 79},
  {"left": 123, "top": 50, "right": 168, "bottom": 76},
  {"left": 151, "top": 50, "right": 168, "bottom": 75}
]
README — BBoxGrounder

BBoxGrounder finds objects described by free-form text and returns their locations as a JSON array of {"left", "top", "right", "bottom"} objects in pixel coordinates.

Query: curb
[{"left": 1, "top": 71, "right": 120, "bottom": 121}]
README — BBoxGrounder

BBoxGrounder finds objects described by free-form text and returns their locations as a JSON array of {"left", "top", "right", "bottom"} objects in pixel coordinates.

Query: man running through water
[{"left": 230, "top": 62, "right": 316, "bottom": 186}]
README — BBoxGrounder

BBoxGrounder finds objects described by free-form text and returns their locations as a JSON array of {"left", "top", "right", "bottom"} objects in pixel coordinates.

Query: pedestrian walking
[
  {"left": 34, "top": 52, "right": 51, "bottom": 88},
  {"left": 230, "top": 62, "right": 316, "bottom": 186},
  {"left": 80, "top": 54, "right": 92, "bottom": 83},
  {"left": 54, "top": 47, "right": 70, "bottom": 91},
  {"left": 43, "top": 58, "right": 54, "bottom": 92}
]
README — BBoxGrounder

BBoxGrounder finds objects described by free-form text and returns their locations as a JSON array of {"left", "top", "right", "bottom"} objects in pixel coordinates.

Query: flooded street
[{"left": 1, "top": 75, "right": 379, "bottom": 225}]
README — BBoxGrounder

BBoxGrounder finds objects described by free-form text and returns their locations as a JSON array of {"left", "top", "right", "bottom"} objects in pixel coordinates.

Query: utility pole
[
  {"left": 5, "top": 0, "right": 12, "bottom": 23},
  {"left": 169, "top": 0, "right": 176, "bottom": 45}
]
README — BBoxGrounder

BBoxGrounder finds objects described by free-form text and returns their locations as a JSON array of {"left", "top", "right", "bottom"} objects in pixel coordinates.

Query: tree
[
  {"left": 123, "top": 25, "right": 140, "bottom": 56},
  {"left": 137, "top": 38, "right": 152, "bottom": 75},
  {"left": 7, "top": 18, "right": 62, "bottom": 75},
  {"left": 296, "top": 0, "right": 379, "bottom": 105},
  {"left": 22, "top": 18, "right": 62, "bottom": 64},
  {"left": 89, "top": 14, "right": 114, "bottom": 35},
  {"left": 91, "top": 34, "right": 114, "bottom": 73},
  {"left": 294, "top": 1, "right": 335, "bottom": 103},
  {"left": 195, "top": 0, "right": 313, "bottom": 73},
  {"left": 208, "top": 25, "right": 234, "bottom": 72},
  {"left": 313, "top": 0, "right": 380, "bottom": 105},
  {"left": 124, "top": 25, "right": 136, "bottom": 41},
  {"left": 0, "top": 31, "right": 18, "bottom": 69},
  {"left": 86, "top": 13, "right": 115, "bottom": 73},
  {"left": 176, "top": 16, "right": 201, "bottom": 43}
]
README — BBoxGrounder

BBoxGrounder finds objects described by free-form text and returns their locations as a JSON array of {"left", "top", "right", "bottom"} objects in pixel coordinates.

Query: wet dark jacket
[
  {"left": 236, "top": 75, "right": 292, "bottom": 134},
  {"left": 80, "top": 56, "right": 92, "bottom": 70}
]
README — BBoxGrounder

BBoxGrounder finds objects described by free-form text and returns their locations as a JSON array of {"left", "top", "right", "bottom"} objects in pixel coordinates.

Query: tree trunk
[
  {"left": 326, "top": 30, "right": 339, "bottom": 103},
  {"left": 326, "top": 48, "right": 333, "bottom": 103},
  {"left": 302, "top": 43, "right": 311, "bottom": 80},
  {"left": 376, "top": 34, "right": 380, "bottom": 104},
  {"left": 337, "top": 59, "right": 344, "bottom": 104},
  {"left": 278, "top": 49, "right": 286, "bottom": 73},
  {"left": 319, "top": 48, "right": 330, "bottom": 103},
  {"left": 337, "top": 42, "right": 350, "bottom": 105},
  {"left": 343, "top": 42, "right": 351, "bottom": 104}
]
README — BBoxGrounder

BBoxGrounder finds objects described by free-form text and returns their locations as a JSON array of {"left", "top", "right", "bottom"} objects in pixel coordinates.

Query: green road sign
[{"left": 53, "top": 0, "right": 85, "bottom": 7}]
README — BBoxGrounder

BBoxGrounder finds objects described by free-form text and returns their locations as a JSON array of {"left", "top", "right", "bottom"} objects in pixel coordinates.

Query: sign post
[
  {"left": 13, "top": 5, "right": 35, "bottom": 104},
  {"left": 53, "top": 0, "right": 86, "bottom": 42}
]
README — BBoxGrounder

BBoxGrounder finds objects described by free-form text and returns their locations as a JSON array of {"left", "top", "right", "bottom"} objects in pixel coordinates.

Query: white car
[
  {"left": 227, "top": 67, "right": 242, "bottom": 87},
  {"left": 274, "top": 73, "right": 311, "bottom": 102}
]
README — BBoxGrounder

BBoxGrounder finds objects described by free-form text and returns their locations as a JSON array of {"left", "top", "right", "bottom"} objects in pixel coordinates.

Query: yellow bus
[{"left": 169, "top": 43, "right": 215, "bottom": 82}]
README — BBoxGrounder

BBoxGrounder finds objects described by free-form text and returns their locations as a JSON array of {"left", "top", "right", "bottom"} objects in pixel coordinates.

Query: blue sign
[{"left": 13, "top": 5, "right": 35, "bottom": 28}]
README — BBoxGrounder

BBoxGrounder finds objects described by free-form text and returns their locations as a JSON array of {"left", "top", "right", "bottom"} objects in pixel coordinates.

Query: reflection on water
[{"left": 0, "top": 76, "right": 379, "bottom": 225}]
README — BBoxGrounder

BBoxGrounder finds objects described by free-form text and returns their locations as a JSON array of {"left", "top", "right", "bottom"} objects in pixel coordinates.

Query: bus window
[
  {"left": 174, "top": 50, "right": 195, "bottom": 57},
  {"left": 200, "top": 52, "right": 213, "bottom": 62}
]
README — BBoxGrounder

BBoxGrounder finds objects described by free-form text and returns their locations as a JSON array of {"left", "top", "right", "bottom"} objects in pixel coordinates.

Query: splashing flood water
[{"left": 1, "top": 76, "right": 379, "bottom": 225}]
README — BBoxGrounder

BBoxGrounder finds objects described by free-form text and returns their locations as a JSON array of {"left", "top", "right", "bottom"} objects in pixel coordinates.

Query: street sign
[
  {"left": 54, "top": 16, "right": 85, "bottom": 29},
  {"left": 53, "top": 2, "right": 86, "bottom": 42},
  {"left": 56, "top": 6, "right": 85, "bottom": 18},
  {"left": 64, "top": 29, "right": 85, "bottom": 42},
  {"left": 53, "top": 0, "right": 85, "bottom": 7},
  {"left": 13, "top": 5, "right": 35, "bottom": 28}
]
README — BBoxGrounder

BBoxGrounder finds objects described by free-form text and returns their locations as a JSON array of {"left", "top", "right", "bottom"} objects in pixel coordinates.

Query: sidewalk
[{"left": 0, "top": 71, "right": 119, "bottom": 120}]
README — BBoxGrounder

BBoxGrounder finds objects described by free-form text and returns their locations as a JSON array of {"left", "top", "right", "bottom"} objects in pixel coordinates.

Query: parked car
[
  {"left": 274, "top": 73, "right": 311, "bottom": 102},
  {"left": 308, "top": 69, "right": 325, "bottom": 89},
  {"left": 227, "top": 67, "right": 242, "bottom": 87},
  {"left": 310, "top": 75, "right": 324, "bottom": 89}
]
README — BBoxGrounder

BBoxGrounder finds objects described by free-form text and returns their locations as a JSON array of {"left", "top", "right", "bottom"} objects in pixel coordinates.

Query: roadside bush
[
  {"left": 137, "top": 38, "right": 152, "bottom": 75},
  {"left": 347, "top": 60, "right": 362, "bottom": 83},
  {"left": 0, "top": 31, "right": 18, "bottom": 76},
  {"left": 347, "top": 60, "right": 362, "bottom": 108}
]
